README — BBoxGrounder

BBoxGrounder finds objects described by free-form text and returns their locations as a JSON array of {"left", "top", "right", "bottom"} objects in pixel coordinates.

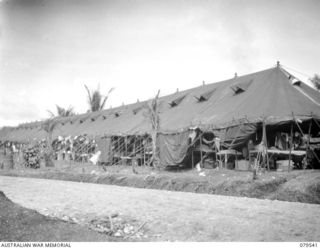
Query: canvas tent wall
[{"left": 1, "top": 65, "right": 320, "bottom": 166}]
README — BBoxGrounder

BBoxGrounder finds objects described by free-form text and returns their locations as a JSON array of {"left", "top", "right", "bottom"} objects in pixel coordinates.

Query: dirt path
[{"left": 0, "top": 176, "right": 319, "bottom": 241}]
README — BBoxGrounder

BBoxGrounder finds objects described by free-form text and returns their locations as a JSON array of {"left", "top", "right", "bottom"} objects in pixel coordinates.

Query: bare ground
[
  {"left": 1, "top": 162, "right": 320, "bottom": 204},
  {"left": 0, "top": 191, "right": 119, "bottom": 242},
  {"left": 0, "top": 175, "right": 319, "bottom": 241}
]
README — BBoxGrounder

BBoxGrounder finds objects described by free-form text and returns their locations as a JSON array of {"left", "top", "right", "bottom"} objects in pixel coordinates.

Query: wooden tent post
[
  {"left": 215, "top": 142, "right": 217, "bottom": 168},
  {"left": 143, "top": 137, "right": 146, "bottom": 166},
  {"left": 192, "top": 150, "right": 194, "bottom": 169},
  {"left": 133, "top": 136, "right": 136, "bottom": 157},
  {"left": 306, "top": 120, "right": 312, "bottom": 169},
  {"left": 125, "top": 136, "right": 128, "bottom": 157},
  {"left": 200, "top": 132, "right": 203, "bottom": 168},
  {"left": 262, "top": 121, "right": 270, "bottom": 171},
  {"left": 288, "top": 122, "right": 293, "bottom": 171},
  {"left": 313, "top": 117, "right": 320, "bottom": 129}
]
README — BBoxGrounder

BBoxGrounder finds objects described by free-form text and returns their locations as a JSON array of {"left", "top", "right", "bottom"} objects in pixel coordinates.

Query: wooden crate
[
  {"left": 235, "top": 160, "right": 250, "bottom": 171},
  {"left": 276, "top": 160, "right": 293, "bottom": 171}
]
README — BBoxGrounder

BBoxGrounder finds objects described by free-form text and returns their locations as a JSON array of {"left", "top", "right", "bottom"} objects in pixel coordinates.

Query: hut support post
[
  {"left": 288, "top": 122, "right": 293, "bottom": 172},
  {"left": 200, "top": 133, "right": 203, "bottom": 168},
  {"left": 143, "top": 137, "right": 146, "bottom": 166},
  {"left": 313, "top": 117, "right": 320, "bottom": 129},
  {"left": 263, "top": 121, "right": 270, "bottom": 171},
  {"left": 305, "top": 120, "right": 312, "bottom": 169},
  {"left": 191, "top": 149, "right": 194, "bottom": 169},
  {"left": 125, "top": 136, "right": 128, "bottom": 157},
  {"left": 133, "top": 136, "right": 136, "bottom": 156}
]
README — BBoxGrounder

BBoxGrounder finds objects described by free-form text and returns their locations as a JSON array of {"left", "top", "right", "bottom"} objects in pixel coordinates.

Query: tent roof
[{"left": 1, "top": 65, "right": 320, "bottom": 142}]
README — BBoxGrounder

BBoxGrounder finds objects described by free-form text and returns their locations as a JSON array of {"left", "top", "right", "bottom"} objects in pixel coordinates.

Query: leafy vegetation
[
  {"left": 310, "top": 74, "right": 320, "bottom": 91},
  {"left": 84, "top": 85, "right": 114, "bottom": 112},
  {"left": 48, "top": 105, "right": 75, "bottom": 117}
]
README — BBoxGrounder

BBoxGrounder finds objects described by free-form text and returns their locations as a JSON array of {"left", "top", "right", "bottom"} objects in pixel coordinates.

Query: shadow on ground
[{"left": 0, "top": 191, "right": 123, "bottom": 242}]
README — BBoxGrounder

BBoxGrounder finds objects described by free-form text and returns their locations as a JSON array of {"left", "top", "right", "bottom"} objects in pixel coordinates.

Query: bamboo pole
[
  {"left": 313, "top": 117, "right": 320, "bottom": 129},
  {"left": 143, "top": 137, "right": 146, "bottom": 166},
  {"left": 200, "top": 133, "right": 203, "bottom": 168},
  {"left": 263, "top": 121, "right": 270, "bottom": 171},
  {"left": 306, "top": 120, "right": 312, "bottom": 169},
  {"left": 192, "top": 150, "right": 194, "bottom": 169},
  {"left": 214, "top": 138, "right": 218, "bottom": 168},
  {"left": 133, "top": 136, "right": 136, "bottom": 156},
  {"left": 125, "top": 136, "right": 128, "bottom": 157},
  {"left": 288, "top": 122, "right": 293, "bottom": 171}
]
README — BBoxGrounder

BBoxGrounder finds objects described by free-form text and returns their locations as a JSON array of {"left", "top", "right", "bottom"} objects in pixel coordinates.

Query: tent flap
[
  {"left": 213, "top": 123, "right": 258, "bottom": 148},
  {"left": 158, "top": 130, "right": 190, "bottom": 166}
]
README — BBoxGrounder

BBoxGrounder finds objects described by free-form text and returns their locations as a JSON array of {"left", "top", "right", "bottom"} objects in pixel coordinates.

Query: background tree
[
  {"left": 310, "top": 74, "right": 320, "bottom": 91},
  {"left": 144, "top": 90, "right": 161, "bottom": 169},
  {"left": 84, "top": 85, "right": 114, "bottom": 112},
  {"left": 47, "top": 105, "right": 75, "bottom": 117}
]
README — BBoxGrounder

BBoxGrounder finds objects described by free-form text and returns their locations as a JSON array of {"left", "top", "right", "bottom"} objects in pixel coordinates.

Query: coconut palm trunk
[
  {"left": 150, "top": 131, "right": 160, "bottom": 169},
  {"left": 145, "top": 90, "right": 161, "bottom": 169}
]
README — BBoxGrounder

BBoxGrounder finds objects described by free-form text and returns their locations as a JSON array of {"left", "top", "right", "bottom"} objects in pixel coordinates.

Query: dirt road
[{"left": 0, "top": 176, "right": 319, "bottom": 241}]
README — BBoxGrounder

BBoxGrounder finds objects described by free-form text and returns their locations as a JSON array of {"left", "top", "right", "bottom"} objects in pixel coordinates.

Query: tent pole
[
  {"left": 125, "top": 136, "right": 127, "bottom": 157},
  {"left": 143, "top": 137, "right": 146, "bottom": 166},
  {"left": 263, "top": 121, "right": 270, "bottom": 171},
  {"left": 288, "top": 122, "right": 293, "bottom": 172},
  {"left": 312, "top": 117, "right": 320, "bottom": 129},
  {"left": 192, "top": 150, "right": 194, "bottom": 169},
  {"left": 214, "top": 138, "right": 218, "bottom": 168},
  {"left": 200, "top": 132, "right": 203, "bottom": 168},
  {"left": 132, "top": 136, "right": 135, "bottom": 167},
  {"left": 306, "top": 120, "right": 312, "bottom": 169}
]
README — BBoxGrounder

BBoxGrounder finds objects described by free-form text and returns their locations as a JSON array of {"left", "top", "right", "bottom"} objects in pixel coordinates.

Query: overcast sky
[{"left": 0, "top": 0, "right": 320, "bottom": 127}]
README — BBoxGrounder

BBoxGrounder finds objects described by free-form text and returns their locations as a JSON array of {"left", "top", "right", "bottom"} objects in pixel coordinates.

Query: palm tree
[
  {"left": 310, "top": 74, "right": 320, "bottom": 91},
  {"left": 47, "top": 105, "right": 75, "bottom": 117},
  {"left": 84, "top": 84, "right": 114, "bottom": 112}
]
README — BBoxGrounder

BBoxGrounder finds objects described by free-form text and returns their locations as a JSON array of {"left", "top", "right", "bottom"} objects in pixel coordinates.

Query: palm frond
[
  {"left": 41, "top": 118, "right": 58, "bottom": 134},
  {"left": 48, "top": 105, "right": 75, "bottom": 117},
  {"left": 47, "top": 110, "right": 55, "bottom": 118},
  {"left": 310, "top": 74, "right": 320, "bottom": 90},
  {"left": 65, "top": 106, "right": 75, "bottom": 116},
  {"left": 85, "top": 85, "right": 114, "bottom": 112},
  {"left": 56, "top": 105, "right": 65, "bottom": 116},
  {"left": 91, "top": 90, "right": 102, "bottom": 112},
  {"left": 84, "top": 84, "right": 93, "bottom": 110},
  {"left": 100, "top": 87, "right": 115, "bottom": 110}
]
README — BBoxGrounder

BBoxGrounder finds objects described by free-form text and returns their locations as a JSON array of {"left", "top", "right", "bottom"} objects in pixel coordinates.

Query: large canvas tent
[{"left": 1, "top": 65, "right": 320, "bottom": 167}]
